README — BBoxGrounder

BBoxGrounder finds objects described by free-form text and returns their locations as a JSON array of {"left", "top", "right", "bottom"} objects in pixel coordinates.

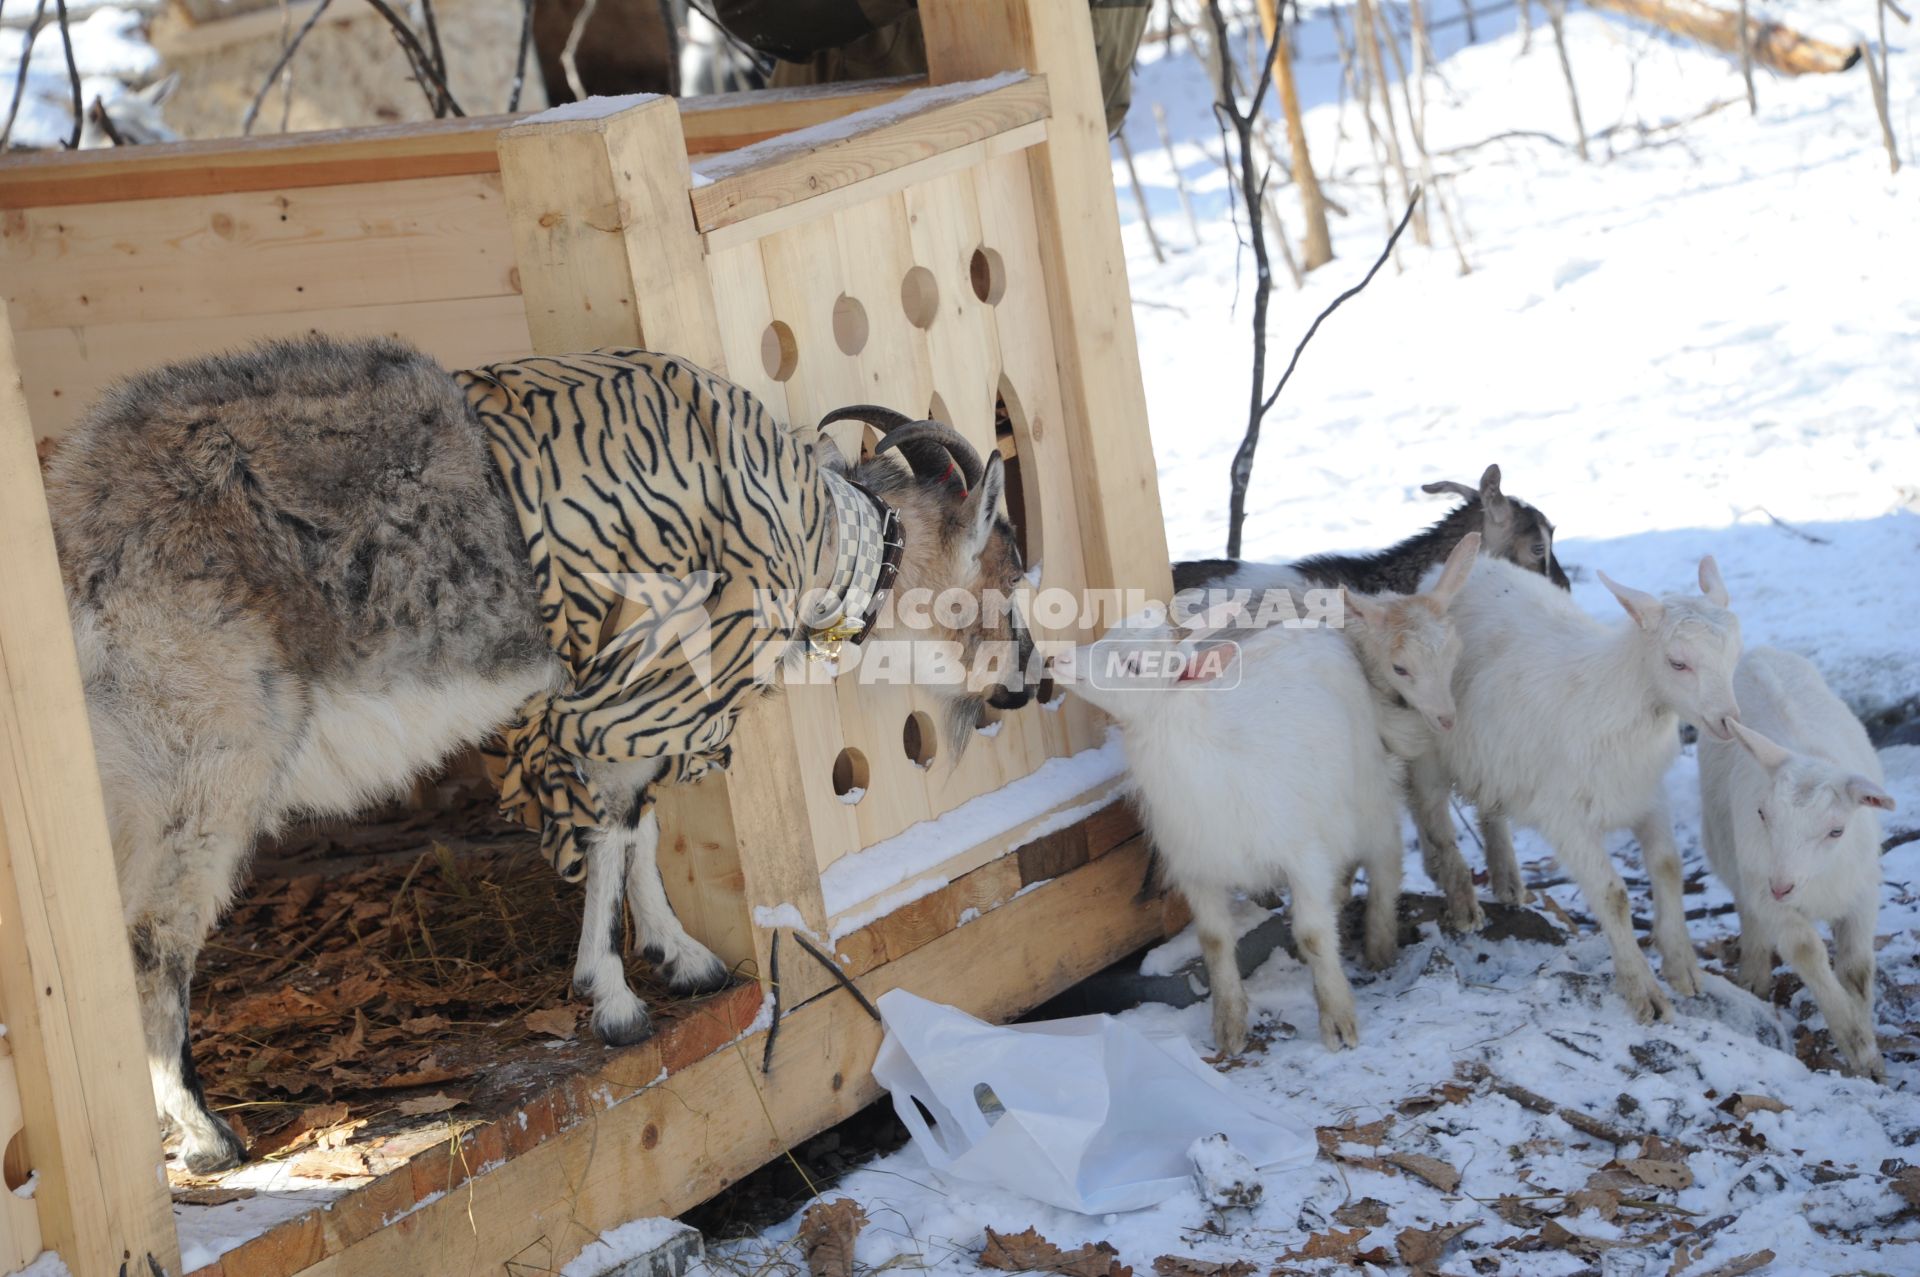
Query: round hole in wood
[
  {"left": 927, "top": 392, "right": 952, "bottom": 425},
  {"left": 3, "top": 1131, "right": 29, "bottom": 1193},
  {"left": 969, "top": 247, "right": 1007, "bottom": 305},
  {"left": 903, "top": 711, "right": 937, "bottom": 768},
  {"left": 832, "top": 294, "right": 869, "bottom": 356},
  {"left": 900, "top": 266, "right": 940, "bottom": 328},
  {"left": 832, "top": 747, "right": 870, "bottom": 802},
  {"left": 994, "top": 377, "right": 1041, "bottom": 567},
  {"left": 760, "top": 320, "right": 798, "bottom": 381}
]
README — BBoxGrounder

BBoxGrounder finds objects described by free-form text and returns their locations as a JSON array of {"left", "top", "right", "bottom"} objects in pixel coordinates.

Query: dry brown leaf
[
  {"left": 1395, "top": 1220, "right": 1477, "bottom": 1270},
  {"left": 288, "top": 1145, "right": 378, "bottom": 1180},
  {"left": 1719, "top": 1093, "right": 1787, "bottom": 1118},
  {"left": 1397, "top": 1082, "right": 1474, "bottom": 1115},
  {"left": 1150, "top": 1258, "right": 1254, "bottom": 1277},
  {"left": 1694, "top": 1250, "right": 1776, "bottom": 1277},
  {"left": 401, "top": 1014, "right": 452, "bottom": 1034},
  {"left": 1492, "top": 1194, "right": 1549, "bottom": 1228},
  {"left": 1891, "top": 1166, "right": 1920, "bottom": 1208},
  {"left": 1621, "top": 1158, "right": 1694, "bottom": 1191},
  {"left": 1332, "top": 1197, "right": 1389, "bottom": 1228},
  {"left": 1279, "top": 1227, "right": 1382, "bottom": 1263},
  {"left": 375, "top": 1061, "right": 468, "bottom": 1089},
  {"left": 1387, "top": 1151, "right": 1461, "bottom": 1193},
  {"left": 525, "top": 1006, "right": 579, "bottom": 1039},
  {"left": 1565, "top": 1187, "right": 1621, "bottom": 1221},
  {"left": 980, "top": 1227, "right": 1130, "bottom": 1277},
  {"left": 797, "top": 1198, "right": 868, "bottom": 1277},
  {"left": 393, "top": 1091, "right": 468, "bottom": 1117}
]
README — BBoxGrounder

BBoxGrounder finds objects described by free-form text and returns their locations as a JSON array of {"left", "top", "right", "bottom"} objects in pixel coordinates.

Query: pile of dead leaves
[{"left": 187, "top": 807, "right": 682, "bottom": 1176}]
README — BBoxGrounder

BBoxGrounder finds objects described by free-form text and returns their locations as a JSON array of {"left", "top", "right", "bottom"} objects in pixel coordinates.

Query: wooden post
[
  {"left": 0, "top": 302, "right": 181, "bottom": 1275},
  {"left": 920, "top": 0, "right": 1173, "bottom": 606},
  {"left": 495, "top": 95, "right": 836, "bottom": 1010}
]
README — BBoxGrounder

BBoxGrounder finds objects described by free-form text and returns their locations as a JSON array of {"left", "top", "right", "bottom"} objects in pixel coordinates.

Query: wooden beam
[
  {"left": 691, "top": 75, "right": 1050, "bottom": 233},
  {"left": 0, "top": 79, "right": 925, "bottom": 211},
  {"left": 920, "top": 0, "right": 1174, "bottom": 608},
  {"left": 0, "top": 302, "right": 181, "bottom": 1275},
  {"left": 276, "top": 840, "right": 1162, "bottom": 1277},
  {"left": 1585, "top": 0, "right": 1860, "bottom": 72}
]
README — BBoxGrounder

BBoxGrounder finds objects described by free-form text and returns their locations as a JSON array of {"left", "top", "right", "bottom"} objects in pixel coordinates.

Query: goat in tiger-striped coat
[{"left": 46, "top": 334, "right": 1036, "bottom": 1173}]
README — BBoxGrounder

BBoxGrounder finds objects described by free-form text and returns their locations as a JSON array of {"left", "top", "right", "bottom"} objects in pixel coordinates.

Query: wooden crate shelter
[{"left": 0, "top": 2, "right": 1173, "bottom": 1273}]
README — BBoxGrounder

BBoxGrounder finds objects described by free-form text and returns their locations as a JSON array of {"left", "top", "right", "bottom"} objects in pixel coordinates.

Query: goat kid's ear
[
  {"left": 1340, "top": 587, "right": 1386, "bottom": 629},
  {"left": 1845, "top": 775, "right": 1896, "bottom": 812},
  {"left": 1176, "top": 641, "right": 1239, "bottom": 685},
  {"left": 1698, "top": 555, "right": 1730, "bottom": 608},
  {"left": 1429, "top": 531, "right": 1481, "bottom": 607},
  {"left": 1479, "top": 464, "right": 1512, "bottom": 525},
  {"left": 1597, "top": 569, "right": 1664, "bottom": 631},
  {"left": 142, "top": 72, "right": 181, "bottom": 106},
  {"left": 961, "top": 452, "right": 1007, "bottom": 563},
  {"left": 1729, "top": 720, "right": 1793, "bottom": 774}
]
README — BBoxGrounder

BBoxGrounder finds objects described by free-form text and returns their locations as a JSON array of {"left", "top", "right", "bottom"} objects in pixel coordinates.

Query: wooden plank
[
  {"left": 0, "top": 81, "right": 925, "bottom": 211},
  {"left": 0, "top": 1053, "right": 43, "bottom": 1273},
  {"left": 497, "top": 96, "right": 723, "bottom": 371},
  {"left": 1586, "top": 0, "right": 1860, "bottom": 73},
  {"left": 691, "top": 76, "right": 1050, "bottom": 232},
  {"left": 18, "top": 293, "right": 531, "bottom": 439},
  {"left": 284, "top": 839, "right": 1162, "bottom": 1277},
  {"left": 701, "top": 120, "right": 1047, "bottom": 255},
  {"left": 922, "top": 0, "right": 1174, "bottom": 607},
  {"left": 0, "top": 302, "right": 181, "bottom": 1276},
  {"left": 0, "top": 173, "right": 519, "bottom": 332}
]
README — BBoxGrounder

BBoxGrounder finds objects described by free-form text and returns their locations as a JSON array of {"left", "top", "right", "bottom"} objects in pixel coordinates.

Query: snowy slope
[{"left": 689, "top": 1, "right": 1920, "bottom": 1273}]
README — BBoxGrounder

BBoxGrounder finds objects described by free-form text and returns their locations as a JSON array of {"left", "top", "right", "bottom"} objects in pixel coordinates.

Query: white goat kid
[
  {"left": 1420, "top": 556, "right": 1742, "bottom": 1023},
  {"left": 1699, "top": 647, "right": 1893, "bottom": 1080},
  {"left": 1060, "top": 621, "right": 1403, "bottom": 1054}
]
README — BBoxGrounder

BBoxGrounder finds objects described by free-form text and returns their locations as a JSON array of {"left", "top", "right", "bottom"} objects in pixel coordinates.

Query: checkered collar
[{"left": 810, "top": 468, "right": 904, "bottom": 659}]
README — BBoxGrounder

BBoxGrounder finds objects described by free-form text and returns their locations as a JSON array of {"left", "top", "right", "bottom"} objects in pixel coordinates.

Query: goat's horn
[
  {"left": 819, "top": 405, "right": 981, "bottom": 490},
  {"left": 1420, "top": 479, "right": 1480, "bottom": 501}
]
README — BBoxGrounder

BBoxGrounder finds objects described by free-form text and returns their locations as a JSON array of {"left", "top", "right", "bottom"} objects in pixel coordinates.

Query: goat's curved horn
[
  {"left": 1420, "top": 479, "right": 1480, "bottom": 501},
  {"left": 823, "top": 405, "right": 985, "bottom": 492}
]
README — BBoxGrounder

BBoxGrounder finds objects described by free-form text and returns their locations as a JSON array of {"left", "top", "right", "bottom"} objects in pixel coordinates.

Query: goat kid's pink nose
[
  {"left": 1770, "top": 881, "right": 1794, "bottom": 900},
  {"left": 1437, "top": 715, "right": 1455, "bottom": 731}
]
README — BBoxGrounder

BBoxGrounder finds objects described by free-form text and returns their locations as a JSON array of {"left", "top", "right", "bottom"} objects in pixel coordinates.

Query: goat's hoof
[
  {"left": 179, "top": 1123, "right": 247, "bottom": 1176},
  {"left": 1440, "top": 900, "right": 1487, "bottom": 935},
  {"left": 1210, "top": 1012, "right": 1250, "bottom": 1057},
  {"left": 659, "top": 948, "right": 732, "bottom": 997},
  {"left": 1363, "top": 940, "right": 1398, "bottom": 971},
  {"left": 1319, "top": 1007, "right": 1361, "bottom": 1051},
  {"left": 1621, "top": 981, "right": 1674, "bottom": 1025},
  {"left": 591, "top": 995, "right": 656, "bottom": 1047},
  {"left": 1663, "top": 960, "right": 1702, "bottom": 1000},
  {"left": 1493, "top": 882, "right": 1526, "bottom": 908}
]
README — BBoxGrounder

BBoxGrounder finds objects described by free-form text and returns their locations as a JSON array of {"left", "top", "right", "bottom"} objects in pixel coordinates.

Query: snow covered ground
[{"left": 694, "top": 2, "right": 1920, "bottom": 1274}]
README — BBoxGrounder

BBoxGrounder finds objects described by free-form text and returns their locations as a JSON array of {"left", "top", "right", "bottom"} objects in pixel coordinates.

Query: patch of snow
[
  {"left": 752, "top": 902, "right": 814, "bottom": 932},
  {"left": 519, "top": 92, "right": 663, "bottom": 125},
  {"left": 14, "top": 1253, "right": 70, "bottom": 1277},
  {"left": 11, "top": 1170, "right": 37, "bottom": 1199},
  {"left": 828, "top": 875, "right": 951, "bottom": 943},
  {"left": 837, "top": 785, "right": 866, "bottom": 805},
  {"left": 818, "top": 732, "right": 1125, "bottom": 919},
  {"left": 560, "top": 1217, "right": 696, "bottom": 1277}
]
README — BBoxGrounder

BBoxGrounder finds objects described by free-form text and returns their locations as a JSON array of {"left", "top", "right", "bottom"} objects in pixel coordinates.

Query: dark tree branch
[
  {"left": 244, "top": 0, "right": 335, "bottom": 135},
  {"left": 417, "top": 0, "right": 449, "bottom": 112},
  {"left": 507, "top": 0, "right": 535, "bottom": 112},
  {"left": 84, "top": 95, "right": 124, "bottom": 144},
  {"left": 1, "top": 0, "right": 49, "bottom": 149},
  {"left": 363, "top": 0, "right": 464, "bottom": 116},
  {"left": 1259, "top": 187, "right": 1421, "bottom": 421},
  {"left": 52, "top": 0, "right": 79, "bottom": 149}
]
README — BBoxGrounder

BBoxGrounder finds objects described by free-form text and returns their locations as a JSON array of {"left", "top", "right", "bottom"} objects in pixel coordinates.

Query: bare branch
[
  {"left": 1259, "top": 188, "right": 1422, "bottom": 421},
  {"left": 1, "top": 0, "right": 49, "bottom": 149},
  {"left": 417, "top": 0, "right": 449, "bottom": 107},
  {"left": 561, "top": 0, "right": 603, "bottom": 103},
  {"left": 244, "top": 0, "right": 335, "bottom": 135},
  {"left": 363, "top": 0, "right": 464, "bottom": 116},
  {"left": 52, "top": 0, "right": 79, "bottom": 149},
  {"left": 508, "top": 0, "right": 535, "bottom": 112}
]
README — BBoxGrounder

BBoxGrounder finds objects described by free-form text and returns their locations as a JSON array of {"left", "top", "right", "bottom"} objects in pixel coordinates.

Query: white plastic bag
[{"left": 871, "top": 989, "right": 1316, "bottom": 1214}]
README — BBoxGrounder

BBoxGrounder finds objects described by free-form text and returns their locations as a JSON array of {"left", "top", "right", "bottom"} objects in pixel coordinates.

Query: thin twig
[
  {"left": 760, "top": 930, "right": 782, "bottom": 1073},
  {"left": 244, "top": 0, "right": 335, "bottom": 135},
  {"left": 790, "top": 932, "right": 882, "bottom": 1023},
  {"left": 561, "top": 0, "right": 602, "bottom": 103},
  {"left": 1543, "top": 0, "right": 1589, "bottom": 160},
  {"left": 84, "top": 96, "right": 123, "bottom": 145},
  {"left": 1116, "top": 130, "right": 1166, "bottom": 263},
  {"left": 1153, "top": 101, "right": 1203, "bottom": 245},
  {"left": 52, "top": 0, "right": 79, "bottom": 148},
  {"left": 363, "top": 0, "right": 464, "bottom": 116},
  {"left": 1, "top": 0, "right": 48, "bottom": 149},
  {"left": 416, "top": 0, "right": 449, "bottom": 110},
  {"left": 507, "top": 0, "right": 535, "bottom": 112},
  {"left": 1883, "top": 827, "right": 1919, "bottom": 856},
  {"left": 1259, "top": 187, "right": 1421, "bottom": 420}
]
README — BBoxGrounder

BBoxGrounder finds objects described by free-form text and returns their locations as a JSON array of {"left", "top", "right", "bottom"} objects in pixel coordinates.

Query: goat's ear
[
  {"left": 141, "top": 72, "right": 180, "bottom": 106},
  {"left": 1479, "top": 464, "right": 1512, "bottom": 526},
  {"left": 961, "top": 451, "right": 1007, "bottom": 563},
  {"left": 1729, "top": 720, "right": 1792, "bottom": 774},
  {"left": 1176, "top": 641, "right": 1240, "bottom": 685},
  {"left": 1845, "top": 775, "right": 1896, "bottom": 812},
  {"left": 1429, "top": 531, "right": 1481, "bottom": 608},
  {"left": 813, "top": 434, "right": 851, "bottom": 471},
  {"left": 1597, "top": 569, "right": 1664, "bottom": 631},
  {"left": 1697, "top": 555, "right": 1730, "bottom": 608},
  {"left": 1341, "top": 587, "right": 1386, "bottom": 629}
]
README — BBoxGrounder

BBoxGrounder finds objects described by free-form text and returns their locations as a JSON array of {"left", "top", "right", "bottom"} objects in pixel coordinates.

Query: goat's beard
[{"left": 944, "top": 693, "right": 989, "bottom": 761}]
